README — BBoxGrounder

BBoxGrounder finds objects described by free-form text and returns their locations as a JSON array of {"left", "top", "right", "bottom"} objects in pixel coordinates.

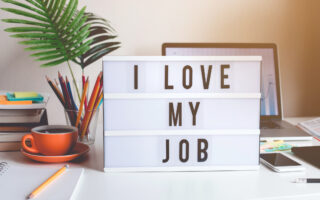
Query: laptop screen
[{"left": 163, "top": 45, "right": 280, "bottom": 117}]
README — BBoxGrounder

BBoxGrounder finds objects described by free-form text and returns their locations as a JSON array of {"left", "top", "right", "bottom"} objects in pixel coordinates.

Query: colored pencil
[
  {"left": 66, "top": 76, "right": 78, "bottom": 111},
  {"left": 95, "top": 78, "right": 103, "bottom": 105},
  {"left": 58, "top": 72, "right": 68, "bottom": 107},
  {"left": 27, "top": 165, "right": 68, "bottom": 199},
  {"left": 82, "top": 71, "right": 85, "bottom": 90},
  {"left": 66, "top": 76, "right": 79, "bottom": 126},
  {"left": 93, "top": 93, "right": 103, "bottom": 112},
  {"left": 54, "top": 79, "right": 60, "bottom": 88},
  {"left": 83, "top": 92, "right": 103, "bottom": 136},
  {"left": 58, "top": 72, "right": 75, "bottom": 125},
  {"left": 80, "top": 73, "right": 102, "bottom": 137},
  {"left": 76, "top": 77, "right": 89, "bottom": 127},
  {"left": 66, "top": 85, "right": 76, "bottom": 124},
  {"left": 46, "top": 76, "right": 65, "bottom": 107},
  {"left": 97, "top": 95, "right": 103, "bottom": 109},
  {"left": 83, "top": 75, "right": 103, "bottom": 136},
  {"left": 82, "top": 71, "right": 88, "bottom": 110},
  {"left": 47, "top": 71, "right": 104, "bottom": 137},
  {"left": 81, "top": 72, "right": 102, "bottom": 138},
  {"left": 61, "top": 74, "right": 72, "bottom": 109},
  {"left": 54, "top": 78, "right": 63, "bottom": 98},
  {"left": 87, "top": 92, "right": 103, "bottom": 123}
]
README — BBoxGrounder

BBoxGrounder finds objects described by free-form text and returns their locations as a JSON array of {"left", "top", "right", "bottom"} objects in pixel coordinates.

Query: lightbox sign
[{"left": 103, "top": 56, "right": 261, "bottom": 171}]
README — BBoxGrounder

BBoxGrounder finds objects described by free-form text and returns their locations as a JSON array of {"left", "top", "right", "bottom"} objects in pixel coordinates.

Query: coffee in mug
[{"left": 22, "top": 125, "right": 78, "bottom": 156}]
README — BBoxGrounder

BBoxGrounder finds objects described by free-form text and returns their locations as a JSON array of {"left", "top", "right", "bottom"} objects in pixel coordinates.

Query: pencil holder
[{"left": 65, "top": 108, "right": 100, "bottom": 145}]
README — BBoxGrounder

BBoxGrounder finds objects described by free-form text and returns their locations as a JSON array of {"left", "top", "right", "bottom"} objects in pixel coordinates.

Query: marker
[{"left": 293, "top": 178, "right": 320, "bottom": 183}]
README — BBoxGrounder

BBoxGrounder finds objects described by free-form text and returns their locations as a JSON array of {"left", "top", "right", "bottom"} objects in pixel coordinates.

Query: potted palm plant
[
  {"left": 2, "top": 0, "right": 120, "bottom": 144},
  {"left": 1, "top": 0, "right": 120, "bottom": 100}
]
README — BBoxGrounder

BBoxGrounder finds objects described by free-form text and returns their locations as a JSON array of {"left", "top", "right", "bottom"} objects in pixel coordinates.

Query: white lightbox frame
[{"left": 103, "top": 56, "right": 261, "bottom": 172}]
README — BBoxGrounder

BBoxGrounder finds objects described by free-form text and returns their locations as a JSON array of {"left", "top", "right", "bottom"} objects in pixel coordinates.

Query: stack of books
[{"left": 0, "top": 92, "right": 49, "bottom": 151}]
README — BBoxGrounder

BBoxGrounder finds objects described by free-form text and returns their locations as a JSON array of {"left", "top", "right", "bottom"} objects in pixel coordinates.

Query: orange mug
[{"left": 22, "top": 125, "right": 78, "bottom": 156}]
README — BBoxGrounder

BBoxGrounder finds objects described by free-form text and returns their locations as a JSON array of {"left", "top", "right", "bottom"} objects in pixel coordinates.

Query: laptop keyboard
[{"left": 260, "top": 120, "right": 282, "bottom": 129}]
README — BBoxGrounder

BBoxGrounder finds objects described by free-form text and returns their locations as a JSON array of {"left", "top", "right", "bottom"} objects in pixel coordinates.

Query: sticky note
[
  {"left": 6, "top": 93, "right": 44, "bottom": 102},
  {"left": 14, "top": 92, "right": 38, "bottom": 98}
]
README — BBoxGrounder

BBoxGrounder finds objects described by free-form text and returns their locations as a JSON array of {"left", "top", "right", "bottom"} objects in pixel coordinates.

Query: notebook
[
  {"left": 0, "top": 132, "right": 27, "bottom": 142},
  {"left": 297, "top": 117, "right": 320, "bottom": 138},
  {"left": 0, "top": 142, "right": 21, "bottom": 151},
  {"left": 0, "top": 162, "right": 84, "bottom": 200}
]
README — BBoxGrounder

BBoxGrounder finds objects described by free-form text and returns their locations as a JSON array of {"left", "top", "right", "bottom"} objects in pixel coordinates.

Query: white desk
[{"left": 1, "top": 117, "right": 320, "bottom": 200}]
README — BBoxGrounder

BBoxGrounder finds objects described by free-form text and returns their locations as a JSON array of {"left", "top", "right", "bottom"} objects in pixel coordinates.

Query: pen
[
  {"left": 27, "top": 165, "right": 69, "bottom": 199},
  {"left": 293, "top": 178, "right": 320, "bottom": 183}
]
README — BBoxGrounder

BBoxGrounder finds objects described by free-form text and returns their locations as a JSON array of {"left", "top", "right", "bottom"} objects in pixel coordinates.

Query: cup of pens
[{"left": 46, "top": 71, "right": 103, "bottom": 145}]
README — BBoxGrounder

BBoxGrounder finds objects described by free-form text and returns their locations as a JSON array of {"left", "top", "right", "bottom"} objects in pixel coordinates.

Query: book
[
  {"left": 0, "top": 109, "right": 48, "bottom": 127},
  {"left": 0, "top": 125, "right": 32, "bottom": 132},
  {"left": 0, "top": 162, "right": 84, "bottom": 199},
  {"left": 0, "top": 110, "right": 48, "bottom": 129},
  {"left": 0, "top": 92, "right": 49, "bottom": 123},
  {"left": 297, "top": 117, "right": 320, "bottom": 138},
  {"left": 0, "top": 132, "right": 27, "bottom": 142},
  {"left": 0, "top": 110, "right": 48, "bottom": 149},
  {"left": 0, "top": 142, "right": 21, "bottom": 151}
]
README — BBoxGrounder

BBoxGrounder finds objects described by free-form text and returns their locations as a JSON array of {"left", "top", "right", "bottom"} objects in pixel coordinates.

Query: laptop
[{"left": 162, "top": 43, "right": 312, "bottom": 141}]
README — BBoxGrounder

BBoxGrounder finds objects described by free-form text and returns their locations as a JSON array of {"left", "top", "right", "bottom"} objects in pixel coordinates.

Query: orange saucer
[{"left": 21, "top": 142, "right": 90, "bottom": 163}]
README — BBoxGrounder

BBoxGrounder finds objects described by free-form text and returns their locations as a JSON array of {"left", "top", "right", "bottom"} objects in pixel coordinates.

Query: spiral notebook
[{"left": 0, "top": 162, "right": 84, "bottom": 200}]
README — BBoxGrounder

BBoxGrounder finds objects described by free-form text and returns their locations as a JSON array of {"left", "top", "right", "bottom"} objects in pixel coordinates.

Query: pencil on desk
[
  {"left": 27, "top": 165, "right": 69, "bottom": 199},
  {"left": 76, "top": 77, "right": 89, "bottom": 127},
  {"left": 81, "top": 72, "right": 102, "bottom": 138}
]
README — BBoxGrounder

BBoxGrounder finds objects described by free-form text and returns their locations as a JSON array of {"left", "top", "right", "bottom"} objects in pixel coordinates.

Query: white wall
[{"left": 0, "top": 0, "right": 320, "bottom": 124}]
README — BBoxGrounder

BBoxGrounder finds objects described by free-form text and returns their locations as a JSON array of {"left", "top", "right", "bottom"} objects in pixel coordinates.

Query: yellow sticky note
[{"left": 14, "top": 92, "right": 38, "bottom": 98}]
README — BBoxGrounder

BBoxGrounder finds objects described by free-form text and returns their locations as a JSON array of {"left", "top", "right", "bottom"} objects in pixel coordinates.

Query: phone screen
[{"left": 260, "top": 153, "right": 301, "bottom": 166}]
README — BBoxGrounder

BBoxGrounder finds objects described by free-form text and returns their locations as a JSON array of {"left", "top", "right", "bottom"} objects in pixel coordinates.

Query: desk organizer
[{"left": 103, "top": 56, "right": 261, "bottom": 172}]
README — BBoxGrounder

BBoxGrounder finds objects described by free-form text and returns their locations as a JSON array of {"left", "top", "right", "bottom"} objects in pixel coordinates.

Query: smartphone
[{"left": 260, "top": 153, "right": 304, "bottom": 172}]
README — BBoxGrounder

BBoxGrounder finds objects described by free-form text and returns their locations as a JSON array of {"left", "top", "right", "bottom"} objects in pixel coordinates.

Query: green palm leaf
[
  {"left": 1, "top": 0, "right": 92, "bottom": 67},
  {"left": 72, "top": 12, "right": 120, "bottom": 69},
  {"left": 1, "top": 0, "right": 93, "bottom": 101}
]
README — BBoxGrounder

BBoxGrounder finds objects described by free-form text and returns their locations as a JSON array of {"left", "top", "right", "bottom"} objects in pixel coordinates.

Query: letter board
[{"left": 103, "top": 56, "right": 261, "bottom": 172}]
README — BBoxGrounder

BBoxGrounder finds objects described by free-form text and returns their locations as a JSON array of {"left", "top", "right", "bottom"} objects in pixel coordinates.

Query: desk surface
[{"left": 1, "top": 117, "right": 320, "bottom": 200}]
